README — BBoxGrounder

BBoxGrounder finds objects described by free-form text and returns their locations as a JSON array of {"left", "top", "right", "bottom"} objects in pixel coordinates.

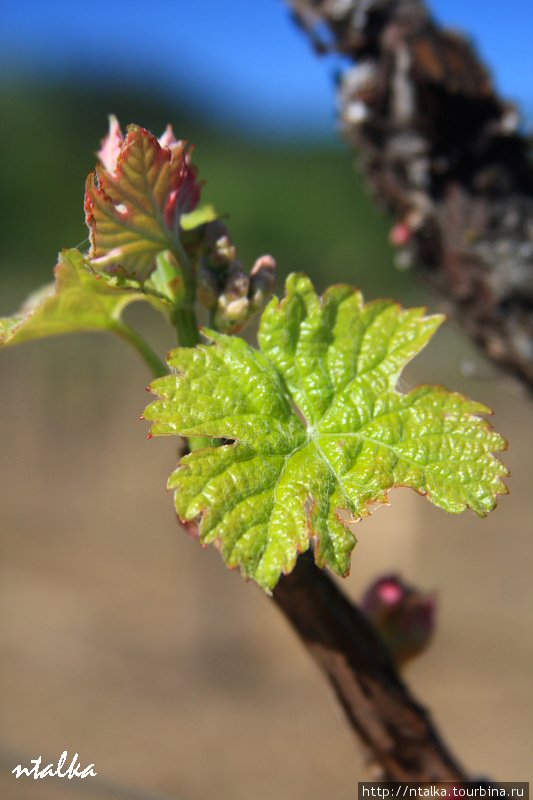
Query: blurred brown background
[{"left": 1, "top": 14, "right": 532, "bottom": 798}]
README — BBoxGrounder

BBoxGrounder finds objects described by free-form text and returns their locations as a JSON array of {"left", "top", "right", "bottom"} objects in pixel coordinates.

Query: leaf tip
[{"left": 285, "top": 271, "right": 313, "bottom": 296}]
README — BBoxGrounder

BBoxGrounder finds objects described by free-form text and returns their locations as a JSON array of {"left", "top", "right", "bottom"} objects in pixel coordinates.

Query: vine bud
[
  {"left": 249, "top": 255, "right": 276, "bottom": 313},
  {"left": 361, "top": 574, "right": 436, "bottom": 667},
  {"left": 203, "top": 221, "right": 237, "bottom": 269},
  {"left": 196, "top": 266, "right": 220, "bottom": 310},
  {"left": 211, "top": 234, "right": 237, "bottom": 268},
  {"left": 214, "top": 294, "right": 250, "bottom": 333},
  {"left": 213, "top": 266, "right": 248, "bottom": 332},
  {"left": 224, "top": 266, "right": 250, "bottom": 300}
]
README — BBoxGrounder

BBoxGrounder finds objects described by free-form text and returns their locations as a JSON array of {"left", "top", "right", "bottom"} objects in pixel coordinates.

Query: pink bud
[
  {"left": 361, "top": 574, "right": 436, "bottom": 667},
  {"left": 390, "top": 221, "right": 412, "bottom": 246}
]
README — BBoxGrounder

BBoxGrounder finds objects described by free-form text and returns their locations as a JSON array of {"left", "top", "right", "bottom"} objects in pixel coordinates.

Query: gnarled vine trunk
[{"left": 286, "top": 0, "right": 533, "bottom": 392}]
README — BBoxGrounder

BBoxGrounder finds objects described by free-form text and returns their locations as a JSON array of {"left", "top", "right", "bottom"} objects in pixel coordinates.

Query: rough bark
[
  {"left": 272, "top": 551, "right": 468, "bottom": 781},
  {"left": 285, "top": 0, "right": 533, "bottom": 391}
]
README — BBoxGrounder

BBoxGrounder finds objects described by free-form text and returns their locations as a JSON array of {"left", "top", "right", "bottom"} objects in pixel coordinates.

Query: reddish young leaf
[
  {"left": 97, "top": 114, "right": 124, "bottom": 172},
  {"left": 85, "top": 121, "right": 201, "bottom": 282}
]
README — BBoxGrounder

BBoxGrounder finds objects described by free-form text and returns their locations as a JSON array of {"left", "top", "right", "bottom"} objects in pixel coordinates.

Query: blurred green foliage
[{"left": 0, "top": 80, "right": 416, "bottom": 311}]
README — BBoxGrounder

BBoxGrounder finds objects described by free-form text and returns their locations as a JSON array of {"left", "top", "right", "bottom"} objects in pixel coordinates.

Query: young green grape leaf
[
  {"left": 180, "top": 203, "right": 218, "bottom": 231},
  {"left": 85, "top": 120, "right": 201, "bottom": 282},
  {"left": 144, "top": 273, "right": 508, "bottom": 593},
  {"left": 0, "top": 249, "right": 169, "bottom": 366}
]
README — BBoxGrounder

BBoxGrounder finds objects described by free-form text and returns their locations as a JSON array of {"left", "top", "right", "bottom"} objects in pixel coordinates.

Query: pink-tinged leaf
[
  {"left": 157, "top": 124, "right": 202, "bottom": 218},
  {"left": 158, "top": 123, "right": 179, "bottom": 149},
  {"left": 85, "top": 123, "right": 202, "bottom": 282},
  {"left": 97, "top": 115, "right": 124, "bottom": 173}
]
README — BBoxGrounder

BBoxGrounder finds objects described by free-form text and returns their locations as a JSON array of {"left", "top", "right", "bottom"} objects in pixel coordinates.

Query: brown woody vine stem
[{"left": 272, "top": 550, "right": 468, "bottom": 780}]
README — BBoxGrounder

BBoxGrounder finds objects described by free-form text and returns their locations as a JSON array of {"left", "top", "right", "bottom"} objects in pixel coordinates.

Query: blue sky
[{"left": 1, "top": 0, "right": 531, "bottom": 140}]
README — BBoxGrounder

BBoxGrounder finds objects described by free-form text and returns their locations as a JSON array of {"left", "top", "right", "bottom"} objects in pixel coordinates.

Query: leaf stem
[
  {"left": 165, "top": 237, "right": 202, "bottom": 347},
  {"left": 112, "top": 322, "right": 168, "bottom": 379},
  {"left": 172, "top": 305, "right": 201, "bottom": 347},
  {"left": 167, "top": 240, "right": 206, "bottom": 448},
  {"left": 172, "top": 237, "right": 195, "bottom": 294}
]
